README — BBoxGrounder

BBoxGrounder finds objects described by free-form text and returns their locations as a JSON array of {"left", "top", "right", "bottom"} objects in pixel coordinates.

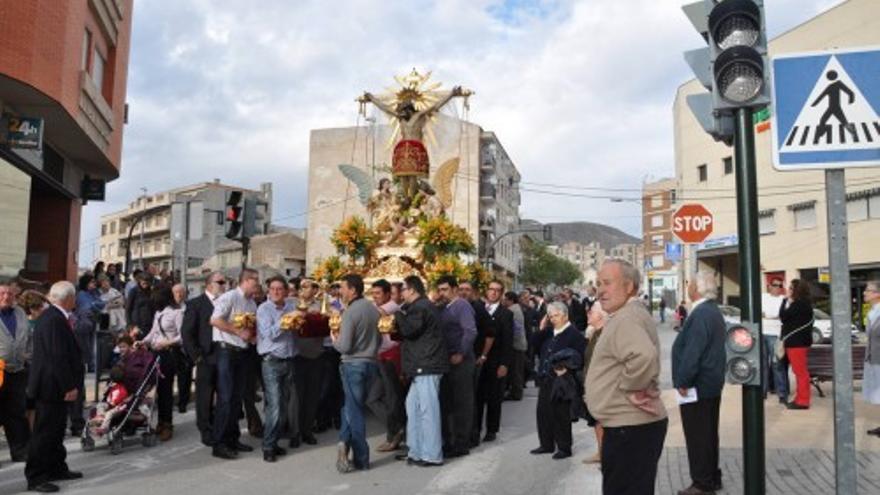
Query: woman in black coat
[
  {"left": 125, "top": 275, "right": 155, "bottom": 339},
  {"left": 780, "top": 279, "right": 814, "bottom": 409}
]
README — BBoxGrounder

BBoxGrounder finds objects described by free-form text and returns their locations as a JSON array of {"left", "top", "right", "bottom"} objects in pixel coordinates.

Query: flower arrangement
[
  {"left": 463, "top": 261, "right": 493, "bottom": 292},
  {"left": 312, "top": 256, "right": 346, "bottom": 283},
  {"left": 331, "top": 216, "right": 377, "bottom": 258},
  {"left": 425, "top": 254, "right": 468, "bottom": 288},
  {"left": 417, "top": 216, "right": 475, "bottom": 262}
]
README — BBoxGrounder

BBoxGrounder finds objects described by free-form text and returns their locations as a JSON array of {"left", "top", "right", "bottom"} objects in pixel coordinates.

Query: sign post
[{"left": 770, "top": 46, "right": 880, "bottom": 494}]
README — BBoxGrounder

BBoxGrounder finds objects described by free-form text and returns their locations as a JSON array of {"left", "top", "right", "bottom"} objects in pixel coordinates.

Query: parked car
[{"left": 717, "top": 305, "right": 858, "bottom": 343}]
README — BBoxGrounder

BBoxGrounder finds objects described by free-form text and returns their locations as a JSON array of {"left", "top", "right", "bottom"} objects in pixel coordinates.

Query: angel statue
[
  {"left": 367, "top": 178, "right": 397, "bottom": 230},
  {"left": 357, "top": 70, "right": 472, "bottom": 200}
]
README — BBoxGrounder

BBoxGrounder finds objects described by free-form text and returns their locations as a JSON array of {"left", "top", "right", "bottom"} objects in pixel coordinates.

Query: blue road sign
[
  {"left": 665, "top": 242, "right": 682, "bottom": 263},
  {"left": 770, "top": 46, "right": 880, "bottom": 170}
]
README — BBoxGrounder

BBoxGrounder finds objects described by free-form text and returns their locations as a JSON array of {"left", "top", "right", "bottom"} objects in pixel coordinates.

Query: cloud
[{"left": 79, "top": 0, "right": 845, "bottom": 261}]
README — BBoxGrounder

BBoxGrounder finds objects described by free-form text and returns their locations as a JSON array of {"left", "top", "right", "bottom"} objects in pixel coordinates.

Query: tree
[{"left": 520, "top": 242, "right": 582, "bottom": 289}]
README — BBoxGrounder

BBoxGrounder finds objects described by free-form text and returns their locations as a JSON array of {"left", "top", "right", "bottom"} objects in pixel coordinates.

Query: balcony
[{"left": 479, "top": 183, "right": 496, "bottom": 201}]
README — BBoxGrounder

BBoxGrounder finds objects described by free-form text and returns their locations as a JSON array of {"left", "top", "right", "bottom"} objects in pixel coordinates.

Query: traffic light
[
  {"left": 682, "top": 0, "right": 769, "bottom": 143},
  {"left": 225, "top": 190, "right": 244, "bottom": 240},
  {"left": 725, "top": 322, "right": 761, "bottom": 386},
  {"left": 242, "top": 198, "right": 267, "bottom": 239}
]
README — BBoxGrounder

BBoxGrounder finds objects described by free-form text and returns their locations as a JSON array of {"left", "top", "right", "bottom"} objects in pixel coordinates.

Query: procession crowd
[{"left": 5, "top": 259, "right": 879, "bottom": 494}]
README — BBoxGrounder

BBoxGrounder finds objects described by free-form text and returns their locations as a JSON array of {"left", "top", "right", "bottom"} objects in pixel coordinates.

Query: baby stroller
[{"left": 82, "top": 349, "right": 161, "bottom": 455}]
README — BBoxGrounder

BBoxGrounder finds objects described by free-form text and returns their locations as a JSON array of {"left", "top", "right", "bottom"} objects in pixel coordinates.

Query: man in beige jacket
[{"left": 585, "top": 259, "right": 668, "bottom": 494}]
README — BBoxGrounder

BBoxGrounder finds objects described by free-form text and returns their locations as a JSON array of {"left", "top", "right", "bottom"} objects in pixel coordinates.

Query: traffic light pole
[
  {"left": 241, "top": 237, "right": 250, "bottom": 271},
  {"left": 733, "top": 107, "right": 765, "bottom": 495}
]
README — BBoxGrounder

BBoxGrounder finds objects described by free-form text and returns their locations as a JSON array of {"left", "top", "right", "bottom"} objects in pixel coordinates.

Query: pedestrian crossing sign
[{"left": 771, "top": 46, "right": 880, "bottom": 170}]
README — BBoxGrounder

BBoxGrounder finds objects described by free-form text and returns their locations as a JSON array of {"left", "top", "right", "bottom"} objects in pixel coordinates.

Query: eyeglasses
[{"left": 213, "top": 280, "right": 227, "bottom": 285}]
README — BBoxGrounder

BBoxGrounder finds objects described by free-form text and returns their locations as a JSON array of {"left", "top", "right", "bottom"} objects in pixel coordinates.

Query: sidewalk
[{"left": 657, "top": 318, "right": 880, "bottom": 493}]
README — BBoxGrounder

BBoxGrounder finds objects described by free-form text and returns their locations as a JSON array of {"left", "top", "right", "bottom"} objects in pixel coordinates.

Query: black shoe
[
  {"left": 394, "top": 453, "right": 410, "bottom": 461},
  {"left": 552, "top": 451, "right": 572, "bottom": 460},
  {"left": 273, "top": 446, "right": 288, "bottom": 456},
  {"left": 867, "top": 427, "right": 880, "bottom": 436},
  {"left": 786, "top": 403, "right": 809, "bottom": 410},
  {"left": 69, "top": 429, "right": 83, "bottom": 438},
  {"left": 416, "top": 459, "right": 444, "bottom": 467},
  {"left": 28, "top": 482, "right": 60, "bottom": 493},
  {"left": 49, "top": 470, "right": 83, "bottom": 481},
  {"left": 289, "top": 437, "right": 301, "bottom": 449},
  {"left": 263, "top": 451, "right": 277, "bottom": 463},
  {"left": 201, "top": 436, "right": 215, "bottom": 447},
  {"left": 302, "top": 434, "right": 318, "bottom": 445},
  {"left": 482, "top": 432, "right": 497, "bottom": 442},
  {"left": 178, "top": 404, "right": 187, "bottom": 414},
  {"left": 232, "top": 441, "right": 254, "bottom": 452},
  {"left": 212, "top": 445, "right": 238, "bottom": 460},
  {"left": 530, "top": 447, "right": 553, "bottom": 455},
  {"left": 778, "top": 397, "right": 788, "bottom": 405}
]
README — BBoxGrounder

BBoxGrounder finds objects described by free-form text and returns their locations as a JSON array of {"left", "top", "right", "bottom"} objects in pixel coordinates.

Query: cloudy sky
[{"left": 79, "top": 0, "right": 843, "bottom": 261}]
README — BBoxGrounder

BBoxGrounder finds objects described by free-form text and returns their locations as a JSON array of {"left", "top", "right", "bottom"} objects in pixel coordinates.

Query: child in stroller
[
  {"left": 89, "top": 366, "right": 129, "bottom": 435},
  {"left": 82, "top": 335, "right": 160, "bottom": 453}
]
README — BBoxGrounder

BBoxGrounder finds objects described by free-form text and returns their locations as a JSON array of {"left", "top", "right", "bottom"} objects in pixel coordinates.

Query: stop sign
[{"left": 672, "top": 204, "right": 714, "bottom": 244}]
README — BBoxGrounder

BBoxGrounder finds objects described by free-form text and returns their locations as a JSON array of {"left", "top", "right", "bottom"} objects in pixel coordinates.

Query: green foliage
[{"left": 520, "top": 243, "right": 582, "bottom": 288}]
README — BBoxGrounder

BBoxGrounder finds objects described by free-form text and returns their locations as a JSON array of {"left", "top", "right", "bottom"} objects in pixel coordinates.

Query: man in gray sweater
[{"left": 331, "top": 274, "right": 380, "bottom": 473}]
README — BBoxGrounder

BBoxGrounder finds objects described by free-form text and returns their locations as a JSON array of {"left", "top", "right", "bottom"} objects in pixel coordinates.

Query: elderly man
[
  {"left": 25, "top": 282, "right": 84, "bottom": 493},
  {"left": 181, "top": 271, "right": 226, "bottom": 446},
  {"left": 1, "top": 281, "right": 31, "bottom": 463},
  {"left": 586, "top": 259, "right": 667, "bottom": 495},
  {"left": 672, "top": 272, "right": 727, "bottom": 495},
  {"left": 530, "top": 301, "right": 586, "bottom": 459}
]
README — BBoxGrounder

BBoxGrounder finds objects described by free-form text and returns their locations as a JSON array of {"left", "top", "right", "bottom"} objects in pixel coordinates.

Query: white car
[{"left": 717, "top": 304, "right": 855, "bottom": 344}]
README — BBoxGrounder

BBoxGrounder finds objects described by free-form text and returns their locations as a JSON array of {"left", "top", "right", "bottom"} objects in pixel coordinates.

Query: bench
[{"left": 806, "top": 344, "right": 866, "bottom": 398}]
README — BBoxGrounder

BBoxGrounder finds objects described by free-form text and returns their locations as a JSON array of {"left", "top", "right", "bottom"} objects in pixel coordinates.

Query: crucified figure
[{"left": 359, "top": 86, "right": 468, "bottom": 199}]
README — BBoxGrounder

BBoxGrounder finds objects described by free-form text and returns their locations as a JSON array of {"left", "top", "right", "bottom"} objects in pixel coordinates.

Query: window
[
  {"left": 670, "top": 190, "right": 677, "bottom": 204},
  {"left": 871, "top": 195, "right": 880, "bottom": 219},
  {"left": 793, "top": 204, "right": 817, "bottom": 231},
  {"left": 698, "top": 164, "right": 708, "bottom": 182},
  {"left": 650, "top": 194, "right": 663, "bottom": 208},
  {"left": 847, "top": 197, "right": 868, "bottom": 222},
  {"left": 651, "top": 255, "right": 665, "bottom": 268},
  {"left": 92, "top": 48, "right": 106, "bottom": 93},
  {"left": 100, "top": 245, "right": 106, "bottom": 259},
  {"left": 154, "top": 239, "right": 161, "bottom": 251},
  {"left": 145, "top": 216, "right": 152, "bottom": 228},
  {"left": 651, "top": 234, "right": 664, "bottom": 248},
  {"left": 109, "top": 243, "right": 115, "bottom": 257},
  {"left": 81, "top": 30, "right": 91, "bottom": 71},
  {"left": 101, "top": 223, "right": 107, "bottom": 236},
  {"left": 651, "top": 214, "right": 664, "bottom": 228},
  {"left": 110, "top": 221, "right": 116, "bottom": 234},
  {"left": 758, "top": 210, "right": 776, "bottom": 235},
  {"left": 723, "top": 156, "right": 733, "bottom": 175}
]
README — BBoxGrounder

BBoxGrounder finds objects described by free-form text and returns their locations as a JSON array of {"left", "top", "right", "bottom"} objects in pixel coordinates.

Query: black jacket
[
  {"left": 486, "top": 304, "right": 515, "bottom": 369},
  {"left": 780, "top": 299, "right": 814, "bottom": 348},
  {"left": 395, "top": 297, "right": 449, "bottom": 377},
  {"left": 181, "top": 293, "right": 215, "bottom": 361},
  {"left": 568, "top": 298, "right": 586, "bottom": 332},
  {"left": 532, "top": 324, "right": 587, "bottom": 380},
  {"left": 471, "top": 299, "right": 495, "bottom": 357},
  {"left": 671, "top": 299, "right": 727, "bottom": 399},
  {"left": 27, "top": 306, "right": 83, "bottom": 402},
  {"left": 126, "top": 285, "right": 155, "bottom": 334}
]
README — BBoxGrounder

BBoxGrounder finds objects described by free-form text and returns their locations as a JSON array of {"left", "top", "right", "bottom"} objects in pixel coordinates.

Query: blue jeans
[
  {"left": 406, "top": 374, "right": 443, "bottom": 463},
  {"left": 763, "top": 335, "right": 790, "bottom": 400},
  {"left": 261, "top": 357, "right": 295, "bottom": 451},
  {"left": 339, "top": 361, "right": 377, "bottom": 469}
]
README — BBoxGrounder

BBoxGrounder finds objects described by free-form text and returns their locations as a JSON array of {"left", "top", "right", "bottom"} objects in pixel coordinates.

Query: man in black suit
[
  {"left": 181, "top": 271, "right": 227, "bottom": 446},
  {"left": 562, "top": 288, "right": 586, "bottom": 332},
  {"left": 25, "top": 281, "right": 84, "bottom": 493},
  {"left": 473, "top": 280, "right": 514, "bottom": 444}
]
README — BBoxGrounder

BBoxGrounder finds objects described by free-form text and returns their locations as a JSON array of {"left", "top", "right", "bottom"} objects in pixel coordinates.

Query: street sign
[
  {"left": 665, "top": 242, "right": 683, "bottom": 262},
  {"left": 771, "top": 46, "right": 880, "bottom": 170},
  {"left": 672, "top": 204, "right": 714, "bottom": 244}
]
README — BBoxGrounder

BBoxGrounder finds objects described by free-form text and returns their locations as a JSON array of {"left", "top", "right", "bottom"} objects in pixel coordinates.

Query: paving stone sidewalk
[{"left": 657, "top": 447, "right": 880, "bottom": 494}]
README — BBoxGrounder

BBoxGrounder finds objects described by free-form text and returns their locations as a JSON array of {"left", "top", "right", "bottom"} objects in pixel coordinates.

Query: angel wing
[
  {"left": 431, "top": 158, "right": 460, "bottom": 208},
  {"left": 338, "top": 164, "right": 375, "bottom": 206}
]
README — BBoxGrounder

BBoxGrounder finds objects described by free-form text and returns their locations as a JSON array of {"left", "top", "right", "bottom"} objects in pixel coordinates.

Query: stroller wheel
[
  {"left": 142, "top": 432, "right": 158, "bottom": 448},
  {"left": 81, "top": 436, "right": 95, "bottom": 452},
  {"left": 110, "top": 436, "right": 125, "bottom": 455}
]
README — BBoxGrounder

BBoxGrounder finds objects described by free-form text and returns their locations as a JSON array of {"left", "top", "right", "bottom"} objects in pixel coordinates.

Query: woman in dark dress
[{"left": 780, "top": 279, "right": 814, "bottom": 409}]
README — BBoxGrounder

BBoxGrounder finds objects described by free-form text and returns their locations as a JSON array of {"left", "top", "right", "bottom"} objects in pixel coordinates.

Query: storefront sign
[{"left": 2, "top": 114, "right": 44, "bottom": 150}]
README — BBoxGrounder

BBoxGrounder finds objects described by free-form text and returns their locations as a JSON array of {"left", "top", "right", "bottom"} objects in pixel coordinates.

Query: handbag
[{"left": 775, "top": 319, "right": 814, "bottom": 360}]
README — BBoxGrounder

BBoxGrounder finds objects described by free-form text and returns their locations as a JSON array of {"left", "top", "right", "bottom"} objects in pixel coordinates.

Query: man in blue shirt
[{"left": 256, "top": 276, "right": 297, "bottom": 463}]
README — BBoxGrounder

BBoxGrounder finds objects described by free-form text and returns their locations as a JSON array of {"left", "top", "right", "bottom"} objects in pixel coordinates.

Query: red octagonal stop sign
[{"left": 672, "top": 204, "right": 714, "bottom": 244}]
